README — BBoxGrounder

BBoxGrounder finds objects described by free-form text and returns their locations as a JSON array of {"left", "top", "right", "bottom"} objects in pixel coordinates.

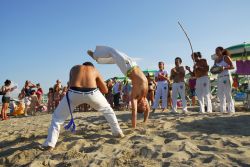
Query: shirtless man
[
  {"left": 87, "top": 46, "right": 149, "bottom": 128},
  {"left": 170, "top": 57, "right": 188, "bottom": 113},
  {"left": 186, "top": 52, "right": 212, "bottom": 113},
  {"left": 43, "top": 62, "right": 124, "bottom": 150}
]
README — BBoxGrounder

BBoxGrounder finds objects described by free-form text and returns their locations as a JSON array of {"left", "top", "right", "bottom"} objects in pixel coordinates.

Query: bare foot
[
  {"left": 42, "top": 146, "right": 54, "bottom": 151},
  {"left": 113, "top": 132, "right": 125, "bottom": 138}
]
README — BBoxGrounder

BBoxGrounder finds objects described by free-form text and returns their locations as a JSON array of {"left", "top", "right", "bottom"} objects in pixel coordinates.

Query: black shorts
[{"left": 2, "top": 96, "right": 10, "bottom": 104}]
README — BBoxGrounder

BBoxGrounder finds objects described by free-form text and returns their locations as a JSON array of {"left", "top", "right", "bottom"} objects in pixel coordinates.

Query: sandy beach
[{"left": 1, "top": 108, "right": 250, "bottom": 167}]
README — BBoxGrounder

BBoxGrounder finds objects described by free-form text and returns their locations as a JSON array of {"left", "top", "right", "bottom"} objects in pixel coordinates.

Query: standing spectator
[
  {"left": 113, "top": 78, "right": 122, "bottom": 110},
  {"left": 146, "top": 73, "right": 156, "bottom": 107},
  {"left": 54, "top": 79, "right": 62, "bottom": 91},
  {"left": 170, "top": 57, "right": 188, "bottom": 113},
  {"left": 214, "top": 47, "right": 235, "bottom": 113},
  {"left": 36, "top": 83, "right": 44, "bottom": 103},
  {"left": 1, "top": 80, "right": 17, "bottom": 120},
  {"left": 47, "top": 88, "right": 54, "bottom": 112},
  {"left": 152, "top": 62, "right": 170, "bottom": 112},
  {"left": 122, "top": 79, "right": 132, "bottom": 110},
  {"left": 29, "top": 90, "right": 40, "bottom": 115},
  {"left": 60, "top": 86, "right": 68, "bottom": 100},
  {"left": 23, "top": 80, "right": 36, "bottom": 97},
  {"left": 188, "top": 73, "right": 196, "bottom": 106},
  {"left": 105, "top": 79, "right": 114, "bottom": 108},
  {"left": 54, "top": 86, "right": 61, "bottom": 108}
]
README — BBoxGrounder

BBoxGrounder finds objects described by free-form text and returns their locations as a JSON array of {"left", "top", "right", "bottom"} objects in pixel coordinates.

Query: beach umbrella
[{"left": 226, "top": 42, "right": 250, "bottom": 61}]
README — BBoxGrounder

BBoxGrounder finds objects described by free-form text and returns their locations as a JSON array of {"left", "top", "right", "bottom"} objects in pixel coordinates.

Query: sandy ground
[{"left": 1, "top": 107, "right": 250, "bottom": 167}]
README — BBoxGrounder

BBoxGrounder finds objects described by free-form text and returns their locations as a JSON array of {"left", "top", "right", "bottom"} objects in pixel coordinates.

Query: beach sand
[{"left": 1, "top": 108, "right": 250, "bottom": 167}]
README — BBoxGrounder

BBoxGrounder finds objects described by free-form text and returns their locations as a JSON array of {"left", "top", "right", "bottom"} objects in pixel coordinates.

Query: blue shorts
[{"left": 190, "top": 89, "right": 196, "bottom": 97}]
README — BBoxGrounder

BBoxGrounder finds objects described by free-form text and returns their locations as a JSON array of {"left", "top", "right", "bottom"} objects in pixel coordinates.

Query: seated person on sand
[
  {"left": 87, "top": 46, "right": 150, "bottom": 128},
  {"left": 43, "top": 62, "right": 124, "bottom": 151}
]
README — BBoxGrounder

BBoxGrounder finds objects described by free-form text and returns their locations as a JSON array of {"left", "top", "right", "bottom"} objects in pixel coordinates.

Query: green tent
[{"left": 226, "top": 42, "right": 250, "bottom": 61}]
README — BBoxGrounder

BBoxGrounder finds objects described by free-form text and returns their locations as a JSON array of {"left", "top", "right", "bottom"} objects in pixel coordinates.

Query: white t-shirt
[{"left": 155, "top": 70, "right": 168, "bottom": 83}]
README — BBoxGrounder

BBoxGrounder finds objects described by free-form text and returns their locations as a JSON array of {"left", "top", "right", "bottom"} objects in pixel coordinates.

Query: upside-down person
[{"left": 87, "top": 46, "right": 150, "bottom": 128}]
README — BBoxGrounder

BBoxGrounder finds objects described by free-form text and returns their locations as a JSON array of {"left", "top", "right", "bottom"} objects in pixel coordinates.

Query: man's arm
[
  {"left": 96, "top": 70, "right": 108, "bottom": 94},
  {"left": 131, "top": 97, "right": 137, "bottom": 128}
]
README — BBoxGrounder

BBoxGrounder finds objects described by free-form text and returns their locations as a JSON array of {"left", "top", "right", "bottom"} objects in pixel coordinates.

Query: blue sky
[{"left": 1, "top": 0, "right": 250, "bottom": 93}]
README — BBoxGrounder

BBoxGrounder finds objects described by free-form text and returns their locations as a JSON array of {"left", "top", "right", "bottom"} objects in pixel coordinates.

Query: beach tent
[
  {"left": 226, "top": 42, "right": 250, "bottom": 61},
  {"left": 143, "top": 69, "right": 157, "bottom": 76}
]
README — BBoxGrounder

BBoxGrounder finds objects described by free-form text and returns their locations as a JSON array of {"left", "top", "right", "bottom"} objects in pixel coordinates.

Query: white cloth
[
  {"left": 195, "top": 76, "right": 212, "bottom": 113},
  {"left": 172, "top": 82, "right": 187, "bottom": 112},
  {"left": 152, "top": 82, "right": 168, "bottom": 109},
  {"left": 216, "top": 55, "right": 230, "bottom": 76},
  {"left": 92, "top": 46, "right": 137, "bottom": 75},
  {"left": 44, "top": 89, "right": 123, "bottom": 147},
  {"left": 217, "top": 76, "right": 235, "bottom": 113}
]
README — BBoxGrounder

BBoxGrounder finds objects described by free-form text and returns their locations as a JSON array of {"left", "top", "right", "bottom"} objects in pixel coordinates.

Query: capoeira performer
[
  {"left": 170, "top": 57, "right": 188, "bottom": 113},
  {"left": 152, "top": 62, "right": 170, "bottom": 112},
  {"left": 186, "top": 52, "right": 212, "bottom": 113},
  {"left": 214, "top": 47, "right": 235, "bottom": 113},
  {"left": 87, "top": 46, "right": 150, "bottom": 128},
  {"left": 43, "top": 62, "right": 124, "bottom": 151}
]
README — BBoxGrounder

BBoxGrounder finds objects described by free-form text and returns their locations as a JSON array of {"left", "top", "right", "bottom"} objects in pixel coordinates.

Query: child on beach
[
  {"left": 47, "top": 88, "right": 54, "bottom": 113},
  {"left": 29, "top": 90, "right": 40, "bottom": 115},
  {"left": 53, "top": 86, "right": 61, "bottom": 108}
]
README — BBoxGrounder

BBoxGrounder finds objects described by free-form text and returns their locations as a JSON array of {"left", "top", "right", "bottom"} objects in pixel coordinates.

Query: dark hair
[
  {"left": 222, "top": 49, "right": 231, "bottom": 56},
  {"left": 216, "top": 46, "right": 224, "bottom": 52},
  {"left": 158, "top": 61, "right": 164, "bottom": 65},
  {"left": 193, "top": 52, "right": 202, "bottom": 58},
  {"left": 4, "top": 80, "right": 11, "bottom": 86},
  {"left": 175, "top": 57, "right": 182, "bottom": 63},
  {"left": 49, "top": 87, "right": 54, "bottom": 92},
  {"left": 83, "top": 62, "right": 94, "bottom": 67}
]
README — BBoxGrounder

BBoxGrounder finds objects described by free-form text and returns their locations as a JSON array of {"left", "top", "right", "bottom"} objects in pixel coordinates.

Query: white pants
[
  {"left": 93, "top": 46, "right": 137, "bottom": 75},
  {"left": 152, "top": 82, "right": 168, "bottom": 109},
  {"left": 44, "top": 89, "right": 123, "bottom": 148},
  {"left": 217, "top": 76, "right": 235, "bottom": 113},
  {"left": 172, "top": 82, "right": 187, "bottom": 112},
  {"left": 196, "top": 76, "right": 212, "bottom": 113}
]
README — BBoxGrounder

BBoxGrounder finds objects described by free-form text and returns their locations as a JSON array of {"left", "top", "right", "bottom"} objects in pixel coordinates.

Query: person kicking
[
  {"left": 43, "top": 62, "right": 124, "bottom": 151},
  {"left": 87, "top": 46, "right": 150, "bottom": 128}
]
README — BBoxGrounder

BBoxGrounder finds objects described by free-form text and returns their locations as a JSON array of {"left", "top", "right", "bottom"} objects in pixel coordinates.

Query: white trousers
[
  {"left": 93, "top": 46, "right": 137, "bottom": 75},
  {"left": 152, "top": 82, "right": 168, "bottom": 109},
  {"left": 217, "top": 76, "right": 235, "bottom": 113},
  {"left": 195, "top": 76, "right": 212, "bottom": 113},
  {"left": 172, "top": 82, "right": 187, "bottom": 112},
  {"left": 44, "top": 89, "right": 123, "bottom": 147}
]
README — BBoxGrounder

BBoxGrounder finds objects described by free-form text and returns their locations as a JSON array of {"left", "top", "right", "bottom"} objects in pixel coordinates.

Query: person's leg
[
  {"left": 218, "top": 78, "right": 226, "bottom": 113},
  {"left": 196, "top": 78, "right": 205, "bottom": 113},
  {"left": 224, "top": 77, "right": 235, "bottom": 113},
  {"left": 161, "top": 84, "right": 168, "bottom": 110},
  {"left": 44, "top": 92, "right": 83, "bottom": 148},
  {"left": 172, "top": 83, "right": 178, "bottom": 113},
  {"left": 152, "top": 85, "right": 162, "bottom": 111},
  {"left": 179, "top": 82, "right": 188, "bottom": 112},
  {"left": 143, "top": 98, "right": 150, "bottom": 123},
  {"left": 90, "top": 46, "right": 136, "bottom": 75},
  {"left": 204, "top": 77, "right": 212, "bottom": 113},
  {"left": 87, "top": 90, "right": 123, "bottom": 134}
]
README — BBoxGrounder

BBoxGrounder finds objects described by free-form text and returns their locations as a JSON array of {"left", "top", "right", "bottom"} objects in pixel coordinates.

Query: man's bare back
[{"left": 69, "top": 64, "right": 108, "bottom": 94}]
